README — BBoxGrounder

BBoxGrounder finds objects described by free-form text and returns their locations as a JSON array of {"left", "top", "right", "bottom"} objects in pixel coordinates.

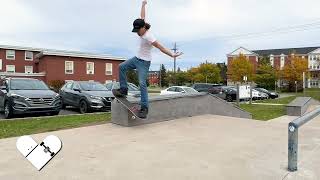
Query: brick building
[
  {"left": 0, "top": 45, "right": 126, "bottom": 85},
  {"left": 148, "top": 71, "right": 160, "bottom": 85},
  {"left": 227, "top": 46, "right": 320, "bottom": 88}
]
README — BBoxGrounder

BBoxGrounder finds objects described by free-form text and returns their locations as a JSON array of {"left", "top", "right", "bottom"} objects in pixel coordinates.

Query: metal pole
[
  {"left": 172, "top": 42, "right": 178, "bottom": 85},
  {"left": 250, "top": 82, "right": 253, "bottom": 104},
  {"left": 236, "top": 83, "right": 240, "bottom": 107},
  {"left": 303, "top": 72, "right": 305, "bottom": 96},
  {"left": 159, "top": 64, "right": 162, "bottom": 88},
  {"left": 288, "top": 124, "right": 298, "bottom": 172}
]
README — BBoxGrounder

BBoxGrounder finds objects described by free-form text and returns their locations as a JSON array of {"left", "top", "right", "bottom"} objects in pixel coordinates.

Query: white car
[
  {"left": 252, "top": 89, "right": 268, "bottom": 100},
  {"left": 160, "top": 86, "right": 199, "bottom": 95}
]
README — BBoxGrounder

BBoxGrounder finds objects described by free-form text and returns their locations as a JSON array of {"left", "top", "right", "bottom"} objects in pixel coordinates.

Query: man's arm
[
  {"left": 141, "top": 0, "right": 147, "bottom": 19},
  {"left": 152, "top": 41, "right": 183, "bottom": 58}
]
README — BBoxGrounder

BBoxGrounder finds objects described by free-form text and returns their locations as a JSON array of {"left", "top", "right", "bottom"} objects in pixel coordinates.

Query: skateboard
[
  {"left": 112, "top": 89, "right": 143, "bottom": 120},
  {"left": 16, "top": 135, "right": 62, "bottom": 171}
]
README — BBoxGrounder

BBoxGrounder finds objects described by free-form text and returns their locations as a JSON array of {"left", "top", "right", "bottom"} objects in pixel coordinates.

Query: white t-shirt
[{"left": 137, "top": 31, "right": 157, "bottom": 61}]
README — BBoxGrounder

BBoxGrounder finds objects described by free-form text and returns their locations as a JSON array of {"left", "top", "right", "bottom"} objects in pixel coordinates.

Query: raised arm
[
  {"left": 141, "top": 0, "right": 147, "bottom": 19},
  {"left": 152, "top": 41, "right": 183, "bottom": 59}
]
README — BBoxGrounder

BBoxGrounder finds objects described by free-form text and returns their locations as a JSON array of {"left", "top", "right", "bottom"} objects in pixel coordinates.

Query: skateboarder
[{"left": 113, "top": 0, "right": 183, "bottom": 119}]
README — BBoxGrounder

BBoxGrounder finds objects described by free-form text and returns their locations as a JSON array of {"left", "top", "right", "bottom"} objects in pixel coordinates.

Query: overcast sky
[{"left": 1, "top": 0, "right": 320, "bottom": 70}]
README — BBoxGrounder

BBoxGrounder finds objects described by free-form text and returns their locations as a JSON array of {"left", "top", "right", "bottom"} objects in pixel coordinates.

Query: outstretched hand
[
  {"left": 172, "top": 52, "right": 183, "bottom": 59},
  {"left": 142, "top": 0, "right": 147, "bottom": 6}
]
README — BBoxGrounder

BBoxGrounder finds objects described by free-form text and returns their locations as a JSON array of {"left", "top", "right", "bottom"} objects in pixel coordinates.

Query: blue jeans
[{"left": 119, "top": 56, "right": 151, "bottom": 109}]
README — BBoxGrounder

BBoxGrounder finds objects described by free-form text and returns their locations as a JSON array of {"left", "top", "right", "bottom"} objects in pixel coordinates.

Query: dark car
[
  {"left": 208, "top": 86, "right": 227, "bottom": 100},
  {"left": 255, "top": 88, "right": 279, "bottom": 99},
  {"left": 105, "top": 82, "right": 141, "bottom": 97},
  {"left": 192, "top": 83, "right": 222, "bottom": 93},
  {"left": 222, "top": 87, "right": 237, "bottom": 102},
  {"left": 0, "top": 78, "right": 62, "bottom": 119},
  {"left": 60, "top": 81, "right": 114, "bottom": 113}
]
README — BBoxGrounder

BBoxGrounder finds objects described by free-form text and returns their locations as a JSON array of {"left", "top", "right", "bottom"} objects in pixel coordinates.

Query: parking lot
[{"left": 0, "top": 107, "right": 88, "bottom": 120}]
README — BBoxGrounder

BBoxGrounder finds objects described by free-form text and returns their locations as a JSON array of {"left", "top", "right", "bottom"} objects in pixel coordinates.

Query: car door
[
  {"left": 70, "top": 82, "right": 82, "bottom": 107},
  {"left": 175, "top": 87, "right": 185, "bottom": 94},
  {"left": 0, "top": 80, "right": 8, "bottom": 110},
  {"left": 60, "top": 82, "right": 73, "bottom": 105}
]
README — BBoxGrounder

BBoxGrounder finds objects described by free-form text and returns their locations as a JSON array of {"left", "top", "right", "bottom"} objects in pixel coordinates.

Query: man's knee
[{"left": 139, "top": 80, "right": 147, "bottom": 89}]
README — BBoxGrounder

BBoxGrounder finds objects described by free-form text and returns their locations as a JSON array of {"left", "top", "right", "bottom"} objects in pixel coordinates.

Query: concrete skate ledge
[
  {"left": 112, "top": 93, "right": 252, "bottom": 127},
  {"left": 286, "top": 97, "right": 320, "bottom": 116}
]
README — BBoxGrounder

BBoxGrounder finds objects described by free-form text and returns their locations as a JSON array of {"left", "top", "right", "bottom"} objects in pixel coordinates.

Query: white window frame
[
  {"left": 25, "top": 66, "right": 33, "bottom": 74},
  {"left": 86, "top": 62, "right": 95, "bottom": 75},
  {"left": 6, "top": 50, "right": 15, "bottom": 60},
  {"left": 65, "top": 61, "right": 74, "bottom": 74},
  {"left": 0, "top": 59, "right": 2, "bottom": 70},
  {"left": 6, "top": 65, "right": 15, "bottom": 73},
  {"left": 105, "top": 63, "right": 113, "bottom": 75},
  {"left": 25, "top": 51, "right": 33, "bottom": 61}
]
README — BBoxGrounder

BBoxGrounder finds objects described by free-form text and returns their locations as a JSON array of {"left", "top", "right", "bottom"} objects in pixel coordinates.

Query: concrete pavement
[{"left": 1, "top": 114, "right": 320, "bottom": 179}]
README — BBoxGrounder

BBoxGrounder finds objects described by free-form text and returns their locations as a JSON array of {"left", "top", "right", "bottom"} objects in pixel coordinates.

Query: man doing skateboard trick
[{"left": 113, "top": 0, "right": 183, "bottom": 119}]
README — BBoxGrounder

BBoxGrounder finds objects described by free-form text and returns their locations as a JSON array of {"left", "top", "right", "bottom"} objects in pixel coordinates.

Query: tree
[
  {"left": 255, "top": 56, "right": 277, "bottom": 90},
  {"left": 282, "top": 55, "right": 308, "bottom": 91},
  {"left": 228, "top": 54, "right": 254, "bottom": 83},
  {"left": 197, "top": 63, "right": 222, "bottom": 83},
  {"left": 159, "top": 64, "right": 168, "bottom": 87}
]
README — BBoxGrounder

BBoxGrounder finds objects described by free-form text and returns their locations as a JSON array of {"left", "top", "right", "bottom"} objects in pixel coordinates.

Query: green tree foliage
[{"left": 255, "top": 56, "right": 277, "bottom": 90}]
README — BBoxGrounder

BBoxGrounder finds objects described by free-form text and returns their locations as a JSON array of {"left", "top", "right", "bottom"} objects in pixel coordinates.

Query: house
[
  {"left": 148, "top": 71, "right": 160, "bottom": 85},
  {"left": 227, "top": 46, "right": 320, "bottom": 88},
  {"left": 0, "top": 45, "right": 126, "bottom": 85}
]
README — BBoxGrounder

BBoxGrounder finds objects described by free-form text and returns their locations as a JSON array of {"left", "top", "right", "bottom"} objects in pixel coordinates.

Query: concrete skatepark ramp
[{"left": 111, "top": 93, "right": 252, "bottom": 126}]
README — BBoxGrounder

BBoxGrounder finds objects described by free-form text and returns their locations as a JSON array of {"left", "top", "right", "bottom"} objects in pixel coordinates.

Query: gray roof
[{"left": 253, "top": 47, "right": 320, "bottom": 56}]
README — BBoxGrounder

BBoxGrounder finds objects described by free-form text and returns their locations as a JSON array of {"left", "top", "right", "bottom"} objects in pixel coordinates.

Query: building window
[
  {"left": 86, "top": 62, "right": 95, "bottom": 75},
  {"left": 6, "top": 50, "right": 15, "bottom": 60},
  {"left": 105, "top": 63, "right": 113, "bottom": 75},
  {"left": 6, "top": 65, "right": 15, "bottom": 73},
  {"left": 270, "top": 55, "right": 274, "bottom": 67},
  {"left": 0, "top": 59, "right": 2, "bottom": 70},
  {"left": 25, "top": 66, "right": 33, "bottom": 74},
  {"left": 65, "top": 61, "right": 74, "bottom": 74},
  {"left": 25, "top": 51, "right": 33, "bottom": 61},
  {"left": 280, "top": 56, "right": 285, "bottom": 70}
]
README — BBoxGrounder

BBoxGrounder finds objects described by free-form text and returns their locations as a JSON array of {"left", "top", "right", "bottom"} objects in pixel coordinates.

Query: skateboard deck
[
  {"left": 112, "top": 89, "right": 143, "bottom": 120},
  {"left": 16, "top": 135, "right": 62, "bottom": 171}
]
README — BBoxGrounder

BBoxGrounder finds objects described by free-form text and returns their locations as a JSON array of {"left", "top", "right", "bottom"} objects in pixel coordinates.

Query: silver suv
[{"left": 0, "top": 78, "right": 62, "bottom": 119}]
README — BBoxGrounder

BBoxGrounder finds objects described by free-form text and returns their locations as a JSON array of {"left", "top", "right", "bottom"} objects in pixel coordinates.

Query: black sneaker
[
  {"left": 138, "top": 107, "right": 148, "bottom": 119},
  {"left": 113, "top": 88, "right": 128, "bottom": 97}
]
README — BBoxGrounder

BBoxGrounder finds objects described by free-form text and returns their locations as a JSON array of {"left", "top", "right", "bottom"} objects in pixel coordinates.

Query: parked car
[
  {"left": 0, "top": 78, "right": 62, "bottom": 119},
  {"left": 191, "top": 83, "right": 222, "bottom": 93},
  {"left": 208, "top": 86, "right": 227, "bottom": 100},
  {"left": 105, "top": 82, "right": 141, "bottom": 97},
  {"left": 255, "top": 88, "right": 279, "bottom": 99},
  {"left": 60, "top": 81, "right": 114, "bottom": 113},
  {"left": 252, "top": 89, "right": 268, "bottom": 100},
  {"left": 160, "top": 86, "right": 199, "bottom": 95},
  {"left": 223, "top": 87, "right": 237, "bottom": 102}
]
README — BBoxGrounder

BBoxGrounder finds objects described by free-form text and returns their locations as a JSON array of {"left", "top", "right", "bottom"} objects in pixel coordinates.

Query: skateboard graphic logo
[{"left": 16, "top": 135, "right": 62, "bottom": 171}]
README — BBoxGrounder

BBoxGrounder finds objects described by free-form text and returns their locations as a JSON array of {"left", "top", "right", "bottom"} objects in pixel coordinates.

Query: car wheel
[
  {"left": 4, "top": 101, "right": 13, "bottom": 119},
  {"left": 226, "top": 95, "right": 233, "bottom": 102},
  {"left": 79, "top": 100, "right": 90, "bottom": 114}
]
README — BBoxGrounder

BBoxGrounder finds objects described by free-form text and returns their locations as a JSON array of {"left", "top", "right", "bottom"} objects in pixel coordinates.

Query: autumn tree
[
  {"left": 282, "top": 56, "right": 308, "bottom": 91},
  {"left": 228, "top": 54, "right": 254, "bottom": 83}
]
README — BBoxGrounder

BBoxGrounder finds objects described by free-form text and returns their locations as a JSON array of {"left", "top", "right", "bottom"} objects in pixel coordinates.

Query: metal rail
[{"left": 288, "top": 107, "right": 320, "bottom": 171}]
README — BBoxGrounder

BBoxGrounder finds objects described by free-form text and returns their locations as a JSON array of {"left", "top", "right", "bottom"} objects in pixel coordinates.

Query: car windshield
[
  {"left": 183, "top": 87, "right": 198, "bottom": 93},
  {"left": 10, "top": 79, "right": 49, "bottom": 90},
  {"left": 79, "top": 82, "right": 107, "bottom": 91},
  {"left": 113, "top": 83, "right": 139, "bottom": 91}
]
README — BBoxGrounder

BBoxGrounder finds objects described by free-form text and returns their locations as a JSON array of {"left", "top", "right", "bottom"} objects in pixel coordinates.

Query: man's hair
[{"left": 145, "top": 23, "right": 151, "bottom": 30}]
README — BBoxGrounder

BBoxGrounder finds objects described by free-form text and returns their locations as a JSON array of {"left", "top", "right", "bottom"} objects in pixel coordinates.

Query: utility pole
[{"left": 171, "top": 42, "right": 178, "bottom": 85}]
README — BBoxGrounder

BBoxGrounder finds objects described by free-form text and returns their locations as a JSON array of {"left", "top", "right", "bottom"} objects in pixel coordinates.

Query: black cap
[{"left": 132, "top": 19, "right": 146, "bottom": 32}]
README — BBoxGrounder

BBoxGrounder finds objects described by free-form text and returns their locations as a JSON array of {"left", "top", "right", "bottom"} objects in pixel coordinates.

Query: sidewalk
[{"left": 1, "top": 114, "right": 320, "bottom": 180}]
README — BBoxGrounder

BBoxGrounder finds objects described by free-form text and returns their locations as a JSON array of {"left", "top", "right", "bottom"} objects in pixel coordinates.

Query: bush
[{"left": 49, "top": 80, "right": 65, "bottom": 92}]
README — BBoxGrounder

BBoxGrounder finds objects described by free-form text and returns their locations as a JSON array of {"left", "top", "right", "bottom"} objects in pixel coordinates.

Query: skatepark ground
[{"left": 1, "top": 114, "right": 320, "bottom": 180}]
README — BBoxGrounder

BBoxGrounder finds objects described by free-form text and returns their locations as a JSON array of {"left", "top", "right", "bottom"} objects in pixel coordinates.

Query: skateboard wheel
[
  {"left": 132, "top": 116, "right": 136, "bottom": 120},
  {"left": 40, "top": 142, "right": 44, "bottom": 146},
  {"left": 51, "top": 152, "right": 55, "bottom": 157}
]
